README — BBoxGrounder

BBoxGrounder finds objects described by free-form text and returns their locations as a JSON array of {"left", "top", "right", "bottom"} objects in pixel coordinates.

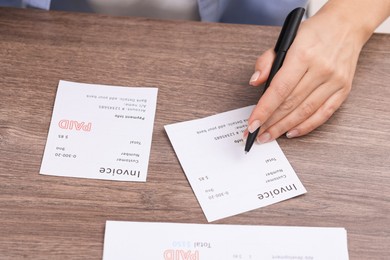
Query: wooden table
[{"left": 0, "top": 7, "right": 389, "bottom": 259}]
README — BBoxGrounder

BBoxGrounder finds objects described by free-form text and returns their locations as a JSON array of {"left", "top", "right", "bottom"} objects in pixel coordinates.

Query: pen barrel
[
  {"left": 262, "top": 8, "right": 305, "bottom": 96},
  {"left": 263, "top": 51, "right": 286, "bottom": 94}
]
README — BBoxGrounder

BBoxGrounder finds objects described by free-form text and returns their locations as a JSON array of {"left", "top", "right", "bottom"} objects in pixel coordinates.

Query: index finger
[{"left": 247, "top": 49, "right": 308, "bottom": 131}]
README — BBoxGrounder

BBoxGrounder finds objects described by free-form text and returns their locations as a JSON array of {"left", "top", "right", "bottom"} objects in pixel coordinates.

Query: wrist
[{"left": 314, "top": 0, "right": 390, "bottom": 47}]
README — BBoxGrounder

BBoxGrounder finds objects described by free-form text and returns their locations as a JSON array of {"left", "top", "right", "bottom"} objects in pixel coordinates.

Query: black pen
[{"left": 245, "top": 7, "right": 305, "bottom": 154}]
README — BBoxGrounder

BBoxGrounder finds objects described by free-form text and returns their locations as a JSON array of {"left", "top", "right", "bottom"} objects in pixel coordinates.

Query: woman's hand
[{"left": 245, "top": 0, "right": 390, "bottom": 143}]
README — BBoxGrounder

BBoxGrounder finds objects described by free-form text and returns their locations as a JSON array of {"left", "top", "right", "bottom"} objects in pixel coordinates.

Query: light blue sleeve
[
  {"left": 24, "top": 0, "right": 51, "bottom": 9},
  {"left": 198, "top": 0, "right": 309, "bottom": 25},
  {"left": 0, "top": 0, "right": 50, "bottom": 9},
  {"left": 0, "top": 0, "right": 23, "bottom": 7},
  {"left": 197, "top": 0, "right": 230, "bottom": 22}
]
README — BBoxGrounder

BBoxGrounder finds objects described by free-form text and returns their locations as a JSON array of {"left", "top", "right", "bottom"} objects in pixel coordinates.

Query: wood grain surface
[{"left": 0, "top": 7, "right": 389, "bottom": 259}]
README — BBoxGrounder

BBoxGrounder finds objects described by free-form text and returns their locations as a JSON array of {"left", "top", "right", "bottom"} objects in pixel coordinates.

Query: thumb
[{"left": 249, "top": 48, "right": 275, "bottom": 86}]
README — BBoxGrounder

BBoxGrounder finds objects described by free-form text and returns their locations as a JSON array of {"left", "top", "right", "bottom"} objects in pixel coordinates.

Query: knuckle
[
  {"left": 258, "top": 103, "right": 273, "bottom": 119},
  {"left": 267, "top": 124, "right": 284, "bottom": 138},
  {"left": 299, "top": 101, "right": 316, "bottom": 118},
  {"left": 255, "top": 56, "right": 264, "bottom": 68},
  {"left": 256, "top": 49, "right": 274, "bottom": 70},
  {"left": 279, "top": 96, "right": 296, "bottom": 112},
  {"left": 309, "top": 52, "right": 334, "bottom": 77},
  {"left": 318, "top": 60, "right": 334, "bottom": 77},
  {"left": 274, "top": 79, "right": 293, "bottom": 99},
  {"left": 333, "top": 71, "right": 350, "bottom": 89},
  {"left": 296, "top": 48, "right": 313, "bottom": 62},
  {"left": 323, "top": 64, "right": 334, "bottom": 77},
  {"left": 300, "top": 124, "right": 316, "bottom": 135},
  {"left": 321, "top": 104, "right": 337, "bottom": 120}
]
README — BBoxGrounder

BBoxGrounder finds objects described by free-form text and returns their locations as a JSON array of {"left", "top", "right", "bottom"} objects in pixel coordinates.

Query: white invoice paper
[
  {"left": 103, "top": 221, "right": 349, "bottom": 260},
  {"left": 165, "top": 106, "right": 306, "bottom": 222},
  {"left": 40, "top": 80, "right": 158, "bottom": 182}
]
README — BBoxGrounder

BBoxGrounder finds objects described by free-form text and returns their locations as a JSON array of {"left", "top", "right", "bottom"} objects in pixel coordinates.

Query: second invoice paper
[
  {"left": 165, "top": 106, "right": 306, "bottom": 222},
  {"left": 40, "top": 80, "right": 158, "bottom": 182},
  {"left": 103, "top": 221, "right": 349, "bottom": 260}
]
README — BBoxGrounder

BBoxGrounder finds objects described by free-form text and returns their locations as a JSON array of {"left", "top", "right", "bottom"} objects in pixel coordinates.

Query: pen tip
[{"left": 245, "top": 151, "right": 248, "bottom": 155}]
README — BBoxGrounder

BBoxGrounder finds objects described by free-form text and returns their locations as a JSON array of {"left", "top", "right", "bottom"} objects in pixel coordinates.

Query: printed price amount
[
  {"left": 54, "top": 153, "right": 77, "bottom": 158},
  {"left": 208, "top": 191, "right": 229, "bottom": 200}
]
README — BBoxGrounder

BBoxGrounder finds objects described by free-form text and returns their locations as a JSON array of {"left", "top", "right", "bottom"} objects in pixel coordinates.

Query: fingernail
[
  {"left": 248, "top": 120, "right": 261, "bottom": 133},
  {"left": 249, "top": 71, "right": 260, "bottom": 85},
  {"left": 286, "top": 129, "right": 299, "bottom": 138},
  {"left": 257, "top": 132, "right": 272, "bottom": 143}
]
